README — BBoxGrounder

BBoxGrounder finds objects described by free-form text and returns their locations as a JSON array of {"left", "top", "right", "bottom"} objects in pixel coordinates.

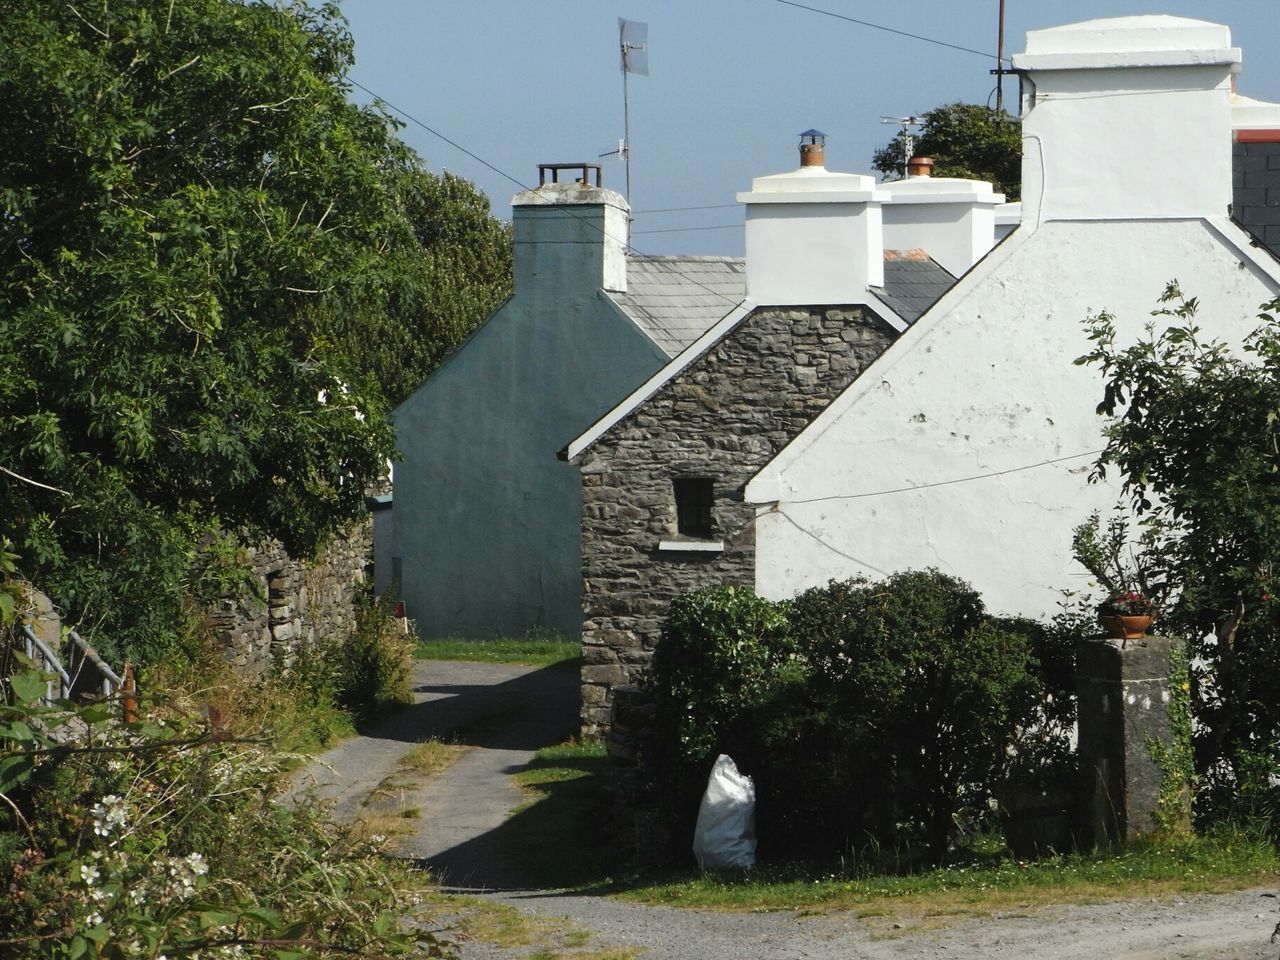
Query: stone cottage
[
  {"left": 564, "top": 135, "right": 994, "bottom": 733},
  {"left": 392, "top": 165, "right": 745, "bottom": 638},
  {"left": 566, "top": 15, "right": 1280, "bottom": 735}
]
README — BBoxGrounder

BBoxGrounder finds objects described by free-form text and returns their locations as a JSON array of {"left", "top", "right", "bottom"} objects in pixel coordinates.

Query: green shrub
[
  {"left": 644, "top": 572, "right": 1046, "bottom": 867},
  {"left": 648, "top": 585, "right": 795, "bottom": 759},
  {"left": 277, "top": 594, "right": 415, "bottom": 729}
]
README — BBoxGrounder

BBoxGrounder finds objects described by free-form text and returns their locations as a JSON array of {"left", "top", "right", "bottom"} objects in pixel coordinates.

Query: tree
[
  {"left": 1078, "top": 285, "right": 1280, "bottom": 811},
  {"left": 0, "top": 1, "right": 506, "bottom": 660},
  {"left": 873, "top": 102, "right": 1021, "bottom": 200},
  {"left": 349, "top": 167, "right": 511, "bottom": 407}
]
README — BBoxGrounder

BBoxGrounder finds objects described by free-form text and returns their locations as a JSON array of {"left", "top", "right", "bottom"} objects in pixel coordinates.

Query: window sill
[{"left": 657, "top": 539, "right": 725, "bottom": 553}]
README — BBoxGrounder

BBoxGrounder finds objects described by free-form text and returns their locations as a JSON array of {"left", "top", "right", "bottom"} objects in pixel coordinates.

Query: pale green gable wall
[{"left": 393, "top": 198, "right": 667, "bottom": 638}]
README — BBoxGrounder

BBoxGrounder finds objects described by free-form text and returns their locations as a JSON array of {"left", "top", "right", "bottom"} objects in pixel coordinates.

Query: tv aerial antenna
[
  {"left": 602, "top": 18, "right": 647, "bottom": 220},
  {"left": 879, "top": 115, "right": 924, "bottom": 177}
]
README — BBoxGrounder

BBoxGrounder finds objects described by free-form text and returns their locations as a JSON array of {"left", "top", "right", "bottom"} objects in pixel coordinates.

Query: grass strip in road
[
  {"left": 506, "top": 739, "right": 622, "bottom": 889},
  {"left": 400, "top": 738, "right": 470, "bottom": 776},
  {"left": 416, "top": 630, "right": 581, "bottom": 670}
]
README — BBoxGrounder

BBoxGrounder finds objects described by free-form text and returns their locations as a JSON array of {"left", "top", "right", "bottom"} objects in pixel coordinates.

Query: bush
[
  {"left": 277, "top": 593, "right": 415, "bottom": 729},
  {"left": 645, "top": 571, "right": 1051, "bottom": 866},
  {"left": 642, "top": 587, "right": 800, "bottom": 859},
  {"left": 0, "top": 659, "right": 446, "bottom": 959}
]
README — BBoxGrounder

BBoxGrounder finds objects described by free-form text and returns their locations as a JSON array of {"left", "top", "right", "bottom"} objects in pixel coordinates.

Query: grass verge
[
  {"left": 498, "top": 740, "right": 1280, "bottom": 921},
  {"left": 621, "top": 828, "right": 1280, "bottom": 918},
  {"left": 416, "top": 629, "right": 581, "bottom": 670}
]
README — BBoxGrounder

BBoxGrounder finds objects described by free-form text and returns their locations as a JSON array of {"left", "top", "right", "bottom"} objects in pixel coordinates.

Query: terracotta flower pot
[{"left": 1099, "top": 613, "right": 1154, "bottom": 640}]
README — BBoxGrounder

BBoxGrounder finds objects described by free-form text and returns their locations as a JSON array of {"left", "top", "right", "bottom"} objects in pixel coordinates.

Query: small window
[{"left": 673, "top": 478, "right": 714, "bottom": 539}]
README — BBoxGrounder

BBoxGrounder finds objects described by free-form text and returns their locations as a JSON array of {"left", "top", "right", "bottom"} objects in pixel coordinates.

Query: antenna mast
[
  {"left": 880, "top": 116, "right": 925, "bottom": 177},
  {"left": 618, "top": 18, "right": 649, "bottom": 218}
]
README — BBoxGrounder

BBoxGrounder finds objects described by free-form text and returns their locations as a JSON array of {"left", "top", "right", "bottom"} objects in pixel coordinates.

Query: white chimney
[
  {"left": 736, "top": 131, "right": 887, "bottom": 305},
  {"left": 880, "top": 156, "right": 1005, "bottom": 276},
  {"left": 1013, "top": 16, "right": 1240, "bottom": 223},
  {"left": 512, "top": 164, "right": 628, "bottom": 295}
]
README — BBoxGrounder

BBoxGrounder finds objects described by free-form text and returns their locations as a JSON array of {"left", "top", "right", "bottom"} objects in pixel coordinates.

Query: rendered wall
[
  {"left": 393, "top": 217, "right": 668, "bottom": 638},
  {"left": 749, "top": 220, "right": 1279, "bottom": 619}
]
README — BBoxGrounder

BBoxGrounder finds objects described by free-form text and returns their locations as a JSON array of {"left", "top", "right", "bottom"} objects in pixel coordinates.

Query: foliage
[
  {"left": 1076, "top": 284, "right": 1280, "bottom": 812},
  {"left": 1072, "top": 511, "right": 1168, "bottom": 608},
  {"left": 276, "top": 593, "right": 415, "bottom": 728},
  {"left": 0, "top": 1, "right": 508, "bottom": 663},
  {"left": 647, "top": 586, "right": 795, "bottom": 761},
  {"left": 645, "top": 573, "right": 1048, "bottom": 866},
  {"left": 1097, "top": 591, "right": 1156, "bottom": 617},
  {"left": 1147, "top": 639, "right": 1195, "bottom": 835},
  {"left": 0, "top": 659, "right": 449, "bottom": 959},
  {"left": 793, "top": 571, "right": 1037, "bottom": 864},
  {"left": 872, "top": 102, "right": 1022, "bottom": 199},
  {"left": 353, "top": 168, "right": 511, "bottom": 407}
]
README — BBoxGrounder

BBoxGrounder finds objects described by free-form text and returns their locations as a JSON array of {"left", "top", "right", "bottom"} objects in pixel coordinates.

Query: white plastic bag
[{"left": 691, "top": 754, "right": 756, "bottom": 870}]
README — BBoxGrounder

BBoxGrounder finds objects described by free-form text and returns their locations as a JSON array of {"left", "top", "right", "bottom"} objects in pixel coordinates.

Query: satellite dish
[{"left": 620, "top": 18, "right": 648, "bottom": 76}]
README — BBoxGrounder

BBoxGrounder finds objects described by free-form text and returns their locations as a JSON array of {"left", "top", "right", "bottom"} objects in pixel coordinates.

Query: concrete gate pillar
[{"left": 1076, "top": 635, "right": 1191, "bottom": 847}]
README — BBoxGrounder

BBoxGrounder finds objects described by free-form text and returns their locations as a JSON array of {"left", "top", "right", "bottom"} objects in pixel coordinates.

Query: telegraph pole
[{"left": 993, "top": 0, "right": 1009, "bottom": 113}]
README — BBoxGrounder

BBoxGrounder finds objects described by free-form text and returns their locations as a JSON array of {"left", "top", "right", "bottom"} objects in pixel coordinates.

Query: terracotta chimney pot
[{"left": 907, "top": 156, "right": 934, "bottom": 178}]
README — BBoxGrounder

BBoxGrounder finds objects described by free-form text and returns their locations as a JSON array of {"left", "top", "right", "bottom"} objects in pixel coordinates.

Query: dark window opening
[{"left": 674, "top": 478, "right": 715, "bottom": 539}]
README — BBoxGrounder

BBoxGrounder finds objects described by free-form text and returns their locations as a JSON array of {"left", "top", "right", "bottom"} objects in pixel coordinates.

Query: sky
[{"left": 341, "top": 1, "right": 1280, "bottom": 257}]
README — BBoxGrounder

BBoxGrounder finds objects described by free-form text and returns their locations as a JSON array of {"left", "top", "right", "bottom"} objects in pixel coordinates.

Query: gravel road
[{"left": 295, "top": 659, "right": 1280, "bottom": 960}]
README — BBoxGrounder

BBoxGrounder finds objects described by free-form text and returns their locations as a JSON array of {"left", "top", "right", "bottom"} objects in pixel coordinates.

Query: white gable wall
[
  {"left": 747, "top": 219, "right": 1279, "bottom": 618},
  {"left": 744, "top": 15, "right": 1275, "bottom": 618}
]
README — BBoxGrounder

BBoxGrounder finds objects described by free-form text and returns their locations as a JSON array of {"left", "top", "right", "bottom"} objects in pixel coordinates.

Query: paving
[
  {"left": 291, "top": 659, "right": 1280, "bottom": 960},
  {"left": 287, "top": 658, "right": 578, "bottom": 886}
]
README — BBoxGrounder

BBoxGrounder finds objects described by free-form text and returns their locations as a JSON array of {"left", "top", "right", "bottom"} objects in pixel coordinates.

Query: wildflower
[
  {"left": 80, "top": 863, "right": 100, "bottom": 885},
  {"left": 91, "top": 795, "right": 128, "bottom": 837}
]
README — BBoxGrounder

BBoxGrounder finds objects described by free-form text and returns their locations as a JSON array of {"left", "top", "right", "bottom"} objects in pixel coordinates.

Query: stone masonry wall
[
  {"left": 209, "top": 518, "right": 372, "bottom": 676},
  {"left": 576, "top": 306, "right": 897, "bottom": 734}
]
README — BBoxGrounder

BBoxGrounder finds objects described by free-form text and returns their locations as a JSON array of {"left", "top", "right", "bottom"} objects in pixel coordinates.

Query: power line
[
  {"left": 632, "top": 223, "right": 741, "bottom": 235},
  {"left": 349, "top": 79, "right": 531, "bottom": 194},
  {"left": 635, "top": 202, "right": 741, "bottom": 214},
  {"left": 345, "top": 77, "right": 747, "bottom": 308},
  {"left": 773, "top": 450, "right": 1102, "bottom": 505},
  {"left": 773, "top": 0, "right": 1001, "bottom": 62}
]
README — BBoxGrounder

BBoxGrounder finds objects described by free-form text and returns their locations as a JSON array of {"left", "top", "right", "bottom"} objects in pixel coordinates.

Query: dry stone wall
[
  {"left": 209, "top": 519, "right": 372, "bottom": 675},
  {"left": 576, "top": 305, "right": 897, "bottom": 734}
]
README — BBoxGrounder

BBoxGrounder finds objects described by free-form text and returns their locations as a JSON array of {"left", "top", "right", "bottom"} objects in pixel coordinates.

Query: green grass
[
  {"left": 621, "top": 828, "right": 1280, "bottom": 916},
  {"left": 416, "top": 629, "right": 581, "bottom": 670},
  {"left": 496, "top": 739, "right": 1280, "bottom": 920},
  {"left": 504, "top": 739, "right": 621, "bottom": 888}
]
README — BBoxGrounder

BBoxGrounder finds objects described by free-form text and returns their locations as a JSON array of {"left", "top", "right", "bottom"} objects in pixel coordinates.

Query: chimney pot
[
  {"left": 907, "top": 156, "right": 934, "bottom": 178},
  {"left": 798, "top": 128, "right": 827, "bottom": 167}
]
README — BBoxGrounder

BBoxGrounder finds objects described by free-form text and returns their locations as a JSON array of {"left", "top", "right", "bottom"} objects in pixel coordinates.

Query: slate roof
[
  {"left": 872, "top": 249, "right": 956, "bottom": 324},
  {"left": 611, "top": 256, "right": 747, "bottom": 357}
]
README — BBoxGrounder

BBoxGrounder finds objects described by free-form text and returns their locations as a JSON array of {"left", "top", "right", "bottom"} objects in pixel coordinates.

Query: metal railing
[{"left": 20, "top": 622, "right": 124, "bottom": 703}]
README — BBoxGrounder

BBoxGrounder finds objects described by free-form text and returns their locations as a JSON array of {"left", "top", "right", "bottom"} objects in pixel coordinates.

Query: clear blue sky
[{"left": 342, "top": 2, "right": 1280, "bottom": 256}]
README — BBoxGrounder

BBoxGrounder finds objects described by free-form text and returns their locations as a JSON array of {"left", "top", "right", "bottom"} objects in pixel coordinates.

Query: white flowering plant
[{"left": 0, "top": 655, "right": 451, "bottom": 959}]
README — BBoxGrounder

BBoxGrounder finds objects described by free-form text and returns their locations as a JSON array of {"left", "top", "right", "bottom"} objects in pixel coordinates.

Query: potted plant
[{"left": 1097, "top": 590, "right": 1156, "bottom": 639}]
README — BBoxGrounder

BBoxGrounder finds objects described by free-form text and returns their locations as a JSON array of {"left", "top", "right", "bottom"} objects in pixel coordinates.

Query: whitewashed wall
[{"left": 747, "top": 219, "right": 1279, "bottom": 618}]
